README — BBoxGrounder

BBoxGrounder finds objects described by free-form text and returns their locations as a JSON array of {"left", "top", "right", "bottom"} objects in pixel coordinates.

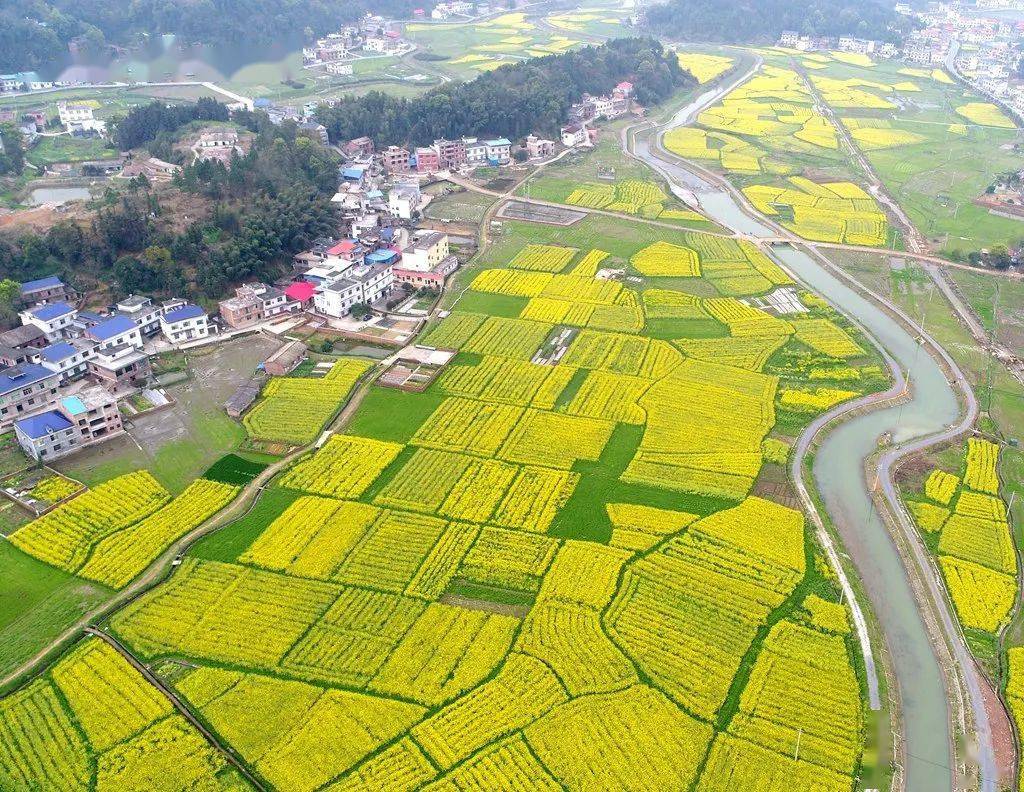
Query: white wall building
[
  {"left": 159, "top": 304, "right": 210, "bottom": 344},
  {"left": 400, "top": 231, "right": 450, "bottom": 272},
  {"left": 20, "top": 302, "right": 77, "bottom": 341}
]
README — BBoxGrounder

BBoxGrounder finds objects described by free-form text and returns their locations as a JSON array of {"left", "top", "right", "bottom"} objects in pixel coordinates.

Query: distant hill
[
  {"left": 0, "top": 0, "right": 420, "bottom": 72},
  {"left": 643, "top": 0, "right": 913, "bottom": 44}
]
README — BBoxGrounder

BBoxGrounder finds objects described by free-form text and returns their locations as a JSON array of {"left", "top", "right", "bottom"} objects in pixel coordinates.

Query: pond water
[{"left": 27, "top": 187, "right": 93, "bottom": 206}]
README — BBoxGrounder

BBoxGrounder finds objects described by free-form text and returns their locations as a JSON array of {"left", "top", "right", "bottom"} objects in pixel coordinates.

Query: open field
[
  {"left": 58, "top": 335, "right": 280, "bottom": 494},
  {"left": 15, "top": 212, "right": 877, "bottom": 790}
]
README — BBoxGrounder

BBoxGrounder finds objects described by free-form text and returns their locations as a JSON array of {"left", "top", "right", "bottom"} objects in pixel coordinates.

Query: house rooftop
[
  {"left": 87, "top": 315, "right": 137, "bottom": 341},
  {"left": 15, "top": 410, "right": 73, "bottom": 440},
  {"left": 20, "top": 275, "right": 63, "bottom": 294},
  {"left": 38, "top": 342, "right": 77, "bottom": 363},
  {"left": 0, "top": 325, "right": 45, "bottom": 347},
  {"left": 163, "top": 304, "right": 206, "bottom": 323},
  {"left": 30, "top": 302, "right": 75, "bottom": 321},
  {"left": 411, "top": 231, "right": 445, "bottom": 250},
  {"left": 0, "top": 363, "right": 54, "bottom": 395}
]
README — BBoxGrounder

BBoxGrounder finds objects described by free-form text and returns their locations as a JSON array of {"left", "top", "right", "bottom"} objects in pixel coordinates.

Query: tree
[
  {"left": 513, "top": 148, "right": 529, "bottom": 163},
  {"left": 350, "top": 302, "right": 372, "bottom": 320},
  {"left": 0, "top": 124, "right": 25, "bottom": 176}
]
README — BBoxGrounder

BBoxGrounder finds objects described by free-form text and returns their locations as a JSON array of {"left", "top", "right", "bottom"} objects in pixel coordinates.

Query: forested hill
[
  {"left": 0, "top": 0, "right": 419, "bottom": 72},
  {"left": 317, "top": 37, "right": 689, "bottom": 147},
  {"left": 643, "top": 0, "right": 913, "bottom": 44}
]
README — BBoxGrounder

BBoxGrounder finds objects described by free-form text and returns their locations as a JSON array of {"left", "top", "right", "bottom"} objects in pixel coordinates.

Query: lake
[
  {"left": 36, "top": 33, "right": 307, "bottom": 89},
  {"left": 27, "top": 187, "right": 93, "bottom": 206}
]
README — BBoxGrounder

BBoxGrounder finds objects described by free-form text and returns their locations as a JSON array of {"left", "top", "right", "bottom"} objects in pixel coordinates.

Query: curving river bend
[{"left": 624, "top": 78, "right": 988, "bottom": 790}]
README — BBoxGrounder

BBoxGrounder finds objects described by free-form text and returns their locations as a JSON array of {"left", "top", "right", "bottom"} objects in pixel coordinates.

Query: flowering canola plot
[{"left": 8, "top": 226, "right": 871, "bottom": 789}]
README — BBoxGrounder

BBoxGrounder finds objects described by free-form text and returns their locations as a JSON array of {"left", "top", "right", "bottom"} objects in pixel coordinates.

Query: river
[{"left": 629, "top": 84, "right": 966, "bottom": 791}]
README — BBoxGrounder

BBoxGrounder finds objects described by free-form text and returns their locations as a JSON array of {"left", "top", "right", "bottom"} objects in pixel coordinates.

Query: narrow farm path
[
  {"left": 0, "top": 352, "right": 384, "bottom": 693},
  {"left": 83, "top": 627, "right": 267, "bottom": 792}
]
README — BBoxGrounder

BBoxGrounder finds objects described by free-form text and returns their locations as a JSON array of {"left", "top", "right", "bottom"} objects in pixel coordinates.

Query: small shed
[
  {"left": 225, "top": 378, "right": 262, "bottom": 418},
  {"left": 264, "top": 341, "right": 307, "bottom": 376}
]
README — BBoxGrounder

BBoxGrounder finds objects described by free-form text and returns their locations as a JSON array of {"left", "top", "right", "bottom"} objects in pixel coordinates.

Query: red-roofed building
[
  {"left": 325, "top": 239, "right": 366, "bottom": 265},
  {"left": 615, "top": 81, "right": 634, "bottom": 96},
  {"left": 285, "top": 281, "right": 317, "bottom": 307},
  {"left": 413, "top": 8, "right": 425, "bottom": 17}
]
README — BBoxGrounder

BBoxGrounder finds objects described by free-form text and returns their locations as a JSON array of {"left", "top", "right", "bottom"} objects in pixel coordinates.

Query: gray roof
[{"left": 0, "top": 325, "right": 45, "bottom": 347}]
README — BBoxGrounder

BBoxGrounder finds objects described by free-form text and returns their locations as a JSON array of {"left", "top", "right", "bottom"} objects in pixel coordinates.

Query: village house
[
  {"left": 393, "top": 231, "right": 457, "bottom": 288},
  {"left": 380, "top": 146, "right": 411, "bottom": 172},
  {"left": 263, "top": 341, "right": 307, "bottom": 376},
  {"left": 87, "top": 345, "right": 151, "bottom": 390},
  {"left": 524, "top": 135, "right": 556, "bottom": 159},
  {"left": 561, "top": 124, "right": 589, "bottom": 147},
  {"left": 434, "top": 138, "right": 467, "bottom": 169},
  {"left": 119, "top": 156, "right": 179, "bottom": 182},
  {"left": 160, "top": 304, "right": 210, "bottom": 344},
  {"left": 20, "top": 302, "right": 77, "bottom": 341},
  {"left": 0, "top": 363, "right": 61, "bottom": 429},
  {"left": 14, "top": 388, "right": 123, "bottom": 462},
  {"left": 415, "top": 146, "right": 441, "bottom": 173},
  {"left": 388, "top": 183, "right": 422, "bottom": 219},
  {"left": 218, "top": 283, "right": 295, "bottom": 329},
  {"left": 85, "top": 315, "right": 143, "bottom": 351},
  {"left": 57, "top": 101, "right": 104, "bottom": 134},
  {"left": 313, "top": 262, "right": 394, "bottom": 317},
  {"left": 0, "top": 325, "right": 47, "bottom": 352},
  {"left": 343, "top": 136, "right": 376, "bottom": 159},
  {"left": 36, "top": 339, "right": 95, "bottom": 383},
  {"left": 19, "top": 276, "right": 68, "bottom": 307}
]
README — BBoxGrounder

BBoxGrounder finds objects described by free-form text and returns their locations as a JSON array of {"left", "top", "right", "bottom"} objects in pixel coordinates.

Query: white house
[
  {"left": 37, "top": 340, "right": 95, "bottom": 382},
  {"left": 485, "top": 138, "right": 512, "bottom": 164},
  {"left": 389, "top": 184, "right": 421, "bottom": 219},
  {"left": 20, "top": 302, "right": 77, "bottom": 341},
  {"left": 14, "top": 388, "right": 123, "bottom": 462},
  {"left": 560, "top": 124, "right": 588, "bottom": 147},
  {"left": 57, "top": 101, "right": 105, "bottom": 133},
  {"left": 85, "top": 315, "right": 144, "bottom": 351},
  {"left": 400, "top": 231, "right": 449, "bottom": 272},
  {"left": 463, "top": 137, "right": 488, "bottom": 164},
  {"left": 160, "top": 304, "right": 210, "bottom": 344},
  {"left": 313, "top": 263, "right": 394, "bottom": 317}
]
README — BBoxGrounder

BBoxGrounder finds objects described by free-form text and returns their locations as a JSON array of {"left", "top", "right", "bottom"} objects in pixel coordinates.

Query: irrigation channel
[{"left": 624, "top": 79, "right": 991, "bottom": 792}]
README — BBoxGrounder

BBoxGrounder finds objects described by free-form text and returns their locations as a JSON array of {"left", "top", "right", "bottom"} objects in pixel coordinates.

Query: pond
[{"left": 26, "top": 187, "right": 93, "bottom": 206}]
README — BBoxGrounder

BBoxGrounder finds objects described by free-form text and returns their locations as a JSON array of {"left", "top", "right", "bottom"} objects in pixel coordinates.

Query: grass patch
[
  {"left": 344, "top": 385, "right": 447, "bottom": 444},
  {"left": 189, "top": 487, "right": 300, "bottom": 563}
]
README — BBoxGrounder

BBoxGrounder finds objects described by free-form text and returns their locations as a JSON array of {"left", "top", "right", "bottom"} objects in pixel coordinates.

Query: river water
[{"left": 631, "top": 95, "right": 961, "bottom": 790}]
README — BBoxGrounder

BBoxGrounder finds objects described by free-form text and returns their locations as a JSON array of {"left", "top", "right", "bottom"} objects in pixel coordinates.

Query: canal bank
[{"left": 623, "top": 72, "right": 1000, "bottom": 791}]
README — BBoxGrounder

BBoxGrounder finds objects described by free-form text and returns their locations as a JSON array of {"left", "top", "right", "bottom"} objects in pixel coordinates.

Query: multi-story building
[
  {"left": 415, "top": 146, "right": 441, "bottom": 173},
  {"left": 160, "top": 304, "right": 210, "bottom": 344},
  {"left": 399, "top": 231, "right": 450, "bottom": 272},
  {"left": 434, "top": 138, "right": 467, "bottom": 168},
  {"left": 87, "top": 345, "right": 151, "bottom": 390},
  {"left": 20, "top": 302, "right": 77, "bottom": 341},
  {"left": 324, "top": 239, "right": 367, "bottom": 267},
  {"left": 14, "top": 388, "right": 124, "bottom": 462},
  {"left": 313, "top": 262, "right": 394, "bottom": 317},
  {"left": 57, "top": 101, "right": 104, "bottom": 133},
  {"left": 380, "top": 146, "right": 411, "bottom": 172},
  {"left": 561, "top": 124, "right": 588, "bottom": 147},
  {"left": 19, "top": 276, "right": 68, "bottom": 306},
  {"left": 524, "top": 135, "right": 555, "bottom": 159},
  {"left": 0, "top": 363, "right": 61, "bottom": 429},
  {"left": 388, "top": 184, "right": 421, "bottom": 219},
  {"left": 463, "top": 138, "right": 488, "bottom": 164},
  {"left": 37, "top": 339, "right": 95, "bottom": 382},
  {"left": 115, "top": 295, "right": 169, "bottom": 336},
  {"left": 218, "top": 283, "right": 295, "bottom": 329},
  {"left": 485, "top": 138, "right": 512, "bottom": 164},
  {"left": 85, "top": 315, "right": 143, "bottom": 351}
]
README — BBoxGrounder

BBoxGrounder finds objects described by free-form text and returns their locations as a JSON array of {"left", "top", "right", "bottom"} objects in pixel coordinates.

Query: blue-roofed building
[
  {"left": 485, "top": 137, "right": 512, "bottom": 165},
  {"left": 18, "top": 301, "right": 77, "bottom": 341},
  {"left": 19, "top": 275, "right": 67, "bottom": 305},
  {"left": 366, "top": 249, "right": 398, "bottom": 265},
  {"left": 160, "top": 304, "right": 210, "bottom": 345},
  {"left": 85, "top": 315, "right": 143, "bottom": 351},
  {"left": 0, "top": 363, "right": 61, "bottom": 429},
  {"left": 37, "top": 339, "right": 95, "bottom": 382},
  {"left": 14, "top": 387, "right": 123, "bottom": 461},
  {"left": 341, "top": 165, "right": 367, "bottom": 182}
]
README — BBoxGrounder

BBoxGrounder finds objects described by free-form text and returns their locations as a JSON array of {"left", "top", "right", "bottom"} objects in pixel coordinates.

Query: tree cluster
[
  {"left": 1, "top": 0, "right": 420, "bottom": 73},
  {"left": 0, "top": 124, "right": 25, "bottom": 176},
  {"left": 643, "top": 0, "right": 914, "bottom": 44},
  {"left": 0, "top": 115, "right": 340, "bottom": 305},
  {"left": 317, "top": 38, "right": 688, "bottom": 147},
  {"left": 112, "top": 98, "right": 229, "bottom": 151}
]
